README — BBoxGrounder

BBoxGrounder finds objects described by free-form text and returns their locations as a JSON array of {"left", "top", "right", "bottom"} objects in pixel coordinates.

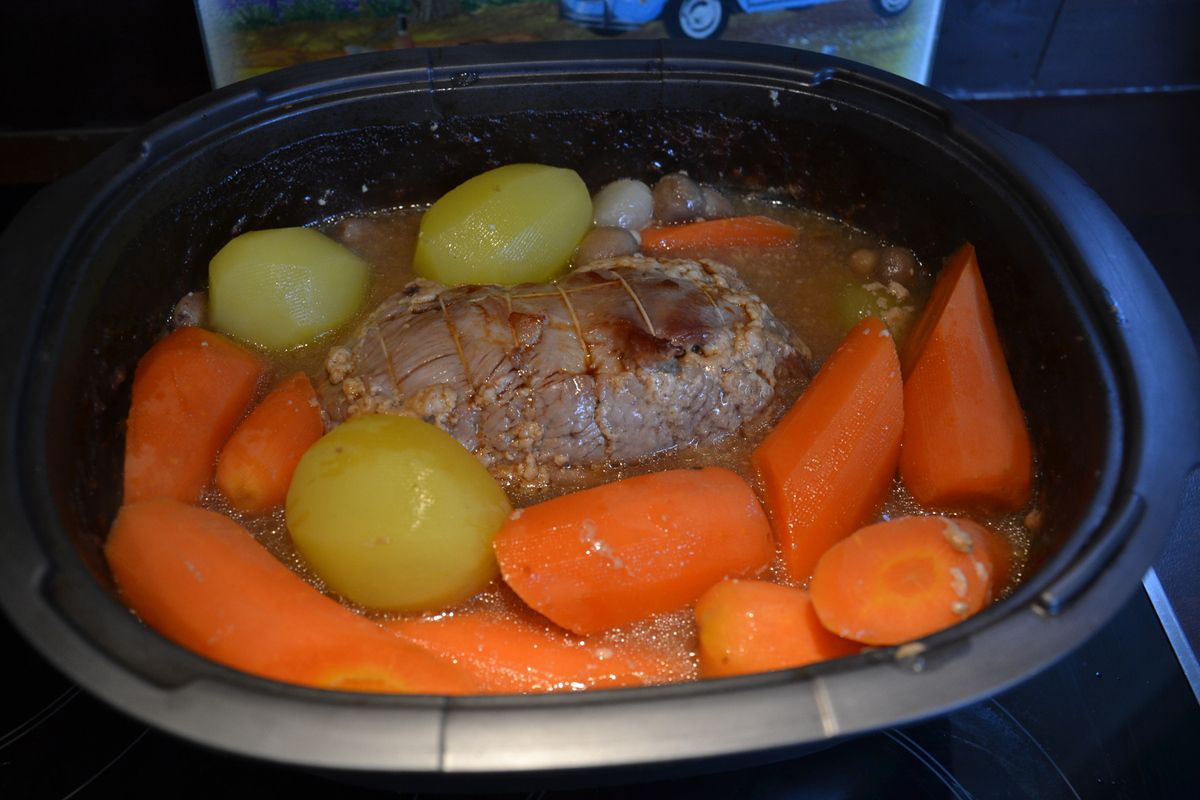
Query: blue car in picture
[{"left": 561, "top": 0, "right": 911, "bottom": 41}]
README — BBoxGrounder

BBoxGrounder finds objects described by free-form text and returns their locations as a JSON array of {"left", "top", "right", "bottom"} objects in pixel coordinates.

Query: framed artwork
[{"left": 196, "top": 0, "right": 943, "bottom": 88}]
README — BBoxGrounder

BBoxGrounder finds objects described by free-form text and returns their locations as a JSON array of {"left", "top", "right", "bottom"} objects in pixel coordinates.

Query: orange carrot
[
  {"left": 640, "top": 215, "right": 798, "bottom": 256},
  {"left": 976, "top": 524, "right": 1014, "bottom": 596},
  {"left": 215, "top": 372, "right": 324, "bottom": 513},
  {"left": 694, "top": 579, "right": 860, "bottom": 678},
  {"left": 387, "top": 607, "right": 695, "bottom": 693},
  {"left": 492, "top": 467, "right": 773, "bottom": 635},
  {"left": 124, "top": 327, "right": 266, "bottom": 504},
  {"left": 105, "top": 498, "right": 476, "bottom": 694},
  {"left": 751, "top": 316, "right": 904, "bottom": 584},
  {"left": 899, "top": 243, "right": 1033, "bottom": 513},
  {"left": 809, "top": 515, "right": 998, "bottom": 646}
]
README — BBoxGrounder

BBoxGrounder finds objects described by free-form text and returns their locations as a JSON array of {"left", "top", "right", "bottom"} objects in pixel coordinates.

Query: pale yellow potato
[
  {"left": 285, "top": 415, "right": 510, "bottom": 612},
  {"left": 208, "top": 227, "right": 368, "bottom": 350},
  {"left": 414, "top": 163, "right": 592, "bottom": 286}
]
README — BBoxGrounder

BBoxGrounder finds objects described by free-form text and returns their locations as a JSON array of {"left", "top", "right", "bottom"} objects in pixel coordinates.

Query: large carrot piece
[
  {"left": 388, "top": 607, "right": 694, "bottom": 693},
  {"left": 105, "top": 498, "right": 476, "bottom": 694},
  {"left": 640, "top": 215, "right": 798, "bottom": 256},
  {"left": 124, "top": 327, "right": 266, "bottom": 504},
  {"left": 809, "top": 515, "right": 997, "bottom": 646},
  {"left": 695, "top": 579, "right": 860, "bottom": 678},
  {"left": 900, "top": 243, "right": 1033, "bottom": 512},
  {"left": 215, "top": 371, "right": 324, "bottom": 513},
  {"left": 492, "top": 467, "right": 773, "bottom": 635},
  {"left": 751, "top": 316, "right": 904, "bottom": 583}
]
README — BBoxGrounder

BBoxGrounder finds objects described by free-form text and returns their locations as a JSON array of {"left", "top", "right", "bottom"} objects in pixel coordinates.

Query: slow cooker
[{"left": 1, "top": 40, "right": 1196, "bottom": 788}]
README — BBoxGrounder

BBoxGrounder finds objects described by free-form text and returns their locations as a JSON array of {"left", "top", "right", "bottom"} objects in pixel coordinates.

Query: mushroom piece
[
  {"left": 172, "top": 291, "right": 208, "bottom": 329},
  {"left": 652, "top": 173, "right": 706, "bottom": 224},
  {"left": 847, "top": 247, "right": 880, "bottom": 278},
  {"left": 878, "top": 246, "right": 918, "bottom": 288},
  {"left": 700, "top": 185, "right": 735, "bottom": 219},
  {"left": 574, "top": 226, "right": 640, "bottom": 265}
]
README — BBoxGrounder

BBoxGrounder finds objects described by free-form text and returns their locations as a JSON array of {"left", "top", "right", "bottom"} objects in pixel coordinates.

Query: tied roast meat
[{"left": 320, "top": 257, "right": 809, "bottom": 487}]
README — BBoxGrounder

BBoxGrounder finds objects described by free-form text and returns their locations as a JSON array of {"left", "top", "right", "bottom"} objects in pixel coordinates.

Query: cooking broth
[{"left": 189, "top": 190, "right": 1034, "bottom": 690}]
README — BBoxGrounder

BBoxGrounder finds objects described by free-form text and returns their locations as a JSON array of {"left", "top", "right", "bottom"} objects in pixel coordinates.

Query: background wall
[
  {"left": 932, "top": 0, "right": 1200, "bottom": 97},
  {"left": 2, "top": 0, "right": 1197, "bottom": 130}
]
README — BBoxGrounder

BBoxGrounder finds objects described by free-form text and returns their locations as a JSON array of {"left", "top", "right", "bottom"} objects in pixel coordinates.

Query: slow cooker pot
[{"left": 1, "top": 41, "right": 1197, "bottom": 787}]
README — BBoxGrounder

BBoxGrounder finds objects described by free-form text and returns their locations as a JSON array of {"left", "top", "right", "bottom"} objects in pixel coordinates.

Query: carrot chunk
[
  {"left": 695, "top": 579, "right": 860, "bottom": 678},
  {"left": 492, "top": 467, "right": 773, "bottom": 635},
  {"left": 976, "top": 524, "right": 1014, "bottom": 596},
  {"left": 105, "top": 498, "right": 476, "bottom": 694},
  {"left": 640, "top": 215, "right": 798, "bottom": 256},
  {"left": 215, "top": 371, "right": 324, "bottom": 513},
  {"left": 900, "top": 243, "right": 1033, "bottom": 513},
  {"left": 123, "top": 327, "right": 266, "bottom": 504},
  {"left": 809, "top": 515, "right": 998, "bottom": 646},
  {"left": 387, "top": 607, "right": 694, "bottom": 693},
  {"left": 751, "top": 316, "right": 904, "bottom": 583}
]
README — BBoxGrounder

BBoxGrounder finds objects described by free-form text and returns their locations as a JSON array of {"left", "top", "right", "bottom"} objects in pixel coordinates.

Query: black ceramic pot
[{"left": 1, "top": 41, "right": 1196, "bottom": 789}]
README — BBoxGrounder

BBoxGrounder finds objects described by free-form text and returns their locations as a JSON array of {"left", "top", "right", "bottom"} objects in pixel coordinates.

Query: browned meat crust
[{"left": 320, "top": 257, "right": 809, "bottom": 488}]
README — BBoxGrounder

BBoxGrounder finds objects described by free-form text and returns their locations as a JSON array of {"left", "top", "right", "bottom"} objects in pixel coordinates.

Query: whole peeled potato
[
  {"left": 414, "top": 163, "right": 593, "bottom": 286},
  {"left": 208, "top": 227, "right": 368, "bottom": 350},
  {"left": 286, "top": 415, "right": 511, "bottom": 612}
]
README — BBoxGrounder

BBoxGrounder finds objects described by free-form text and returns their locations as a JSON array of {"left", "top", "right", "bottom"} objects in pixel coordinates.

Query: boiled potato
[
  {"left": 414, "top": 163, "right": 592, "bottom": 286},
  {"left": 208, "top": 227, "right": 368, "bottom": 350},
  {"left": 285, "top": 415, "right": 510, "bottom": 612}
]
